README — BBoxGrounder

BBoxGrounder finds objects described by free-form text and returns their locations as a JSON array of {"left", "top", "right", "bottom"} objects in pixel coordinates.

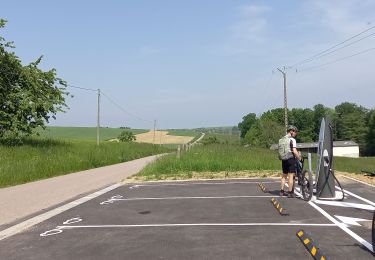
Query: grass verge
[
  {"left": 0, "top": 138, "right": 169, "bottom": 188},
  {"left": 133, "top": 143, "right": 375, "bottom": 182}
]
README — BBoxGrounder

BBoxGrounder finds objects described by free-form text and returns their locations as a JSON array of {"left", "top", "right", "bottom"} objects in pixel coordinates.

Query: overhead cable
[
  {"left": 101, "top": 91, "right": 153, "bottom": 123},
  {"left": 289, "top": 24, "right": 375, "bottom": 68},
  {"left": 297, "top": 47, "right": 375, "bottom": 72}
]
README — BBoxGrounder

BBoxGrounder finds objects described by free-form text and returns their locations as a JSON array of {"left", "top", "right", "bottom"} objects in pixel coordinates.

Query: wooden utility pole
[
  {"left": 97, "top": 88, "right": 101, "bottom": 146},
  {"left": 277, "top": 68, "right": 288, "bottom": 133}
]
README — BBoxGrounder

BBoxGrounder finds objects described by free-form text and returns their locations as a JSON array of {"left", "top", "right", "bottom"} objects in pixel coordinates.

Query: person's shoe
[
  {"left": 287, "top": 192, "right": 295, "bottom": 198},
  {"left": 279, "top": 190, "right": 285, "bottom": 196}
]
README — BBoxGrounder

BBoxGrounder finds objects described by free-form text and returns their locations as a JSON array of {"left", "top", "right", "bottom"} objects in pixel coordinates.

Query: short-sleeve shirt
[{"left": 288, "top": 136, "right": 297, "bottom": 154}]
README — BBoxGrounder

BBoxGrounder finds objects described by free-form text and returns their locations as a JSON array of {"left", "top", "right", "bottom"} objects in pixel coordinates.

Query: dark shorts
[{"left": 282, "top": 158, "right": 296, "bottom": 174}]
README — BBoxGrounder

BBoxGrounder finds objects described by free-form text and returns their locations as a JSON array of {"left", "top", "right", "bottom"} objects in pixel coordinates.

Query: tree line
[{"left": 238, "top": 103, "right": 375, "bottom": 156}]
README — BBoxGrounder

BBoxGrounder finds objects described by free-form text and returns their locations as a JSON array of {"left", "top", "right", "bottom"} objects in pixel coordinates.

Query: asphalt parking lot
[{"left": 0, "top": 177, "right": 374, "bottom": 259}]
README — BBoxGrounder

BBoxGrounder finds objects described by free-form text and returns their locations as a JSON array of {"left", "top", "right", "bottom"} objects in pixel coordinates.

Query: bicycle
[{"left": 293, "top": 155, "right": 313, "bottom": 201}]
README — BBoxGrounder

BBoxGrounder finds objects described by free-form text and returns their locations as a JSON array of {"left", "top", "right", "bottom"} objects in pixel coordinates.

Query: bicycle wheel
[{"left": 301, "top": 170, "right": 313, "bottom": 201}]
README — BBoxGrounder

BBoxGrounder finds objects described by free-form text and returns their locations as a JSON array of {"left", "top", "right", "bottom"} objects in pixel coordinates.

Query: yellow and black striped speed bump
[
  {"left": 270, "top": 197, "right": 287, "bottom": 216},
  {"left": 296, "top": 229, "right": 328, "bottom": 260},
  {"left": 258, "top": 182, "right": 267, "bottom": 193}
]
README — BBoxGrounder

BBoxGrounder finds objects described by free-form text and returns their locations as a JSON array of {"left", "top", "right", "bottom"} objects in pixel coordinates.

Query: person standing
[{"left": 278, "top": 125, "right": 301, "bottom": 198}]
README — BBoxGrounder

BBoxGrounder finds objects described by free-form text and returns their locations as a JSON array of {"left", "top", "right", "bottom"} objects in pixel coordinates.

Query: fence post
[{"left": 177, "top": 145, "right": 181, "bottom": 159}]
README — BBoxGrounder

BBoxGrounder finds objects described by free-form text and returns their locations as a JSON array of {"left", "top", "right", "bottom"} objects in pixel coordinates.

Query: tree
[
  {"left": 365, "top": 109, "right": 375, "bottom": 156},
  {"left": 238, "top": 113, "right": 257, "bottom": 138},
  {"left": 244, "top": 119, "right": 284, "bottom": 148},
  {"left": 118, "top": 130, "right": 136, "bottom": 142},
  {"left": 0, "top": 19, "right": 68, "bottom": 142},
  {"left": 289, "top": 108, "right": 315, "bottom": 142},
  {"left": 260, "top": 108, "right": 285, "bottom": 126},
  {"left": 334, "top": 102, "right": 368, "bottom": 153},
  {"left": 312, "top": 104, "right": 330, "bottom": 141}
]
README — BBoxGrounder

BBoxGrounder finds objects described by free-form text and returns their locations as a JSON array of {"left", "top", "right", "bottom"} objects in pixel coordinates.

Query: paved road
[
  {"left": 0, "top": 154, "right": 164, "bottom": 229},
  {"left": 0, "top": 177, "right": 373, "bottom": 259}
]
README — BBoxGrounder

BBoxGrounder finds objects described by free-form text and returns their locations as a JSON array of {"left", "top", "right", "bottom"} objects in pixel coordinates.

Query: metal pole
[
  {"left": 277, "top": 68, "right": 288, "bottom": 132},
  {"left": 97, "top": 88, "right": 100, "bottom": 146}
]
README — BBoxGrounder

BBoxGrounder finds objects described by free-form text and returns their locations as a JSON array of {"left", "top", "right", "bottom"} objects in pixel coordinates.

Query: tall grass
[
  {"left": 335, "top": 156, "right": 375, "bottom": 173},
  {"left": 138, "top": 144, "right": 280, "bottom": 179},
  {"left": 0, "top": 138, "right": 169, "bottom": 188},
  {"left": 138, "top": 143, "right": 375, "bottom": 180}
]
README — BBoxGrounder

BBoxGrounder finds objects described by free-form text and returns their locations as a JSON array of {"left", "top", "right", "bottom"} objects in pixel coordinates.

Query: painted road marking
[
  {"left": 314, "top": 200, "right": 375, "bottom": 211},
  {"left": 40, "top": 221, "right": 337, "bottom": 237},
  {"left": 336, "top": 186, "right": 375, "bottom": 207},
  {"left": 309, "top": 200, "right": 374, "bottom": 253},
  {"left": 100, "top": 195, "right": 279, "bottom": 205},
  {"left": 0, "top": 183, "right": 122, "bottom": 241},
  {"left": 334, "top": 215, "right": 372, "bottom": 226},
  {"left": 289, "top": 183, "right": 374, "bottom": 253},
  {"left": 128, "top": 181, "right": 279, "bottom": 189}
]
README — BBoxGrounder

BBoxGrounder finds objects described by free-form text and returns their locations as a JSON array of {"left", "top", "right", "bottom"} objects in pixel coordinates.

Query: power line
[
  {"left": 289, "top": 24, "right": 375, "bottom": 68},
  {"left": 297, "top": 47, "right": 375, "bottom": 72},
  {"left": 100, "top": 91, "right": 153, "bottom": 124},
  {"left": 304, "top": 31, "right": 375, "bottom": 63},
  {"left": 66, "top": 84, "right": 97, "bottom": 92}
]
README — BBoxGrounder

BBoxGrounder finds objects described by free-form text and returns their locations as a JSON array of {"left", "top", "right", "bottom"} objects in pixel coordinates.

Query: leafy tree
[
  {"left": 334, "top": 102, "right": 368, "bottom": 153},
  {"left": 0, "top": 19, "right": 68, "bottom": 142},
  {"left": 238, "top": 113, "right": 257, "bottom": 138},
  {"left": 311, "top": 104, "right": 331, "bottom": 141},
  {"left": 289, "top": 108, "right": 315, "bottom": 142},
  {"left": 260, "top": 108, "right": 285, "bottom": 126},
  {"left": 118, "top": 130, "right": 136, "bottom": 142},
  {"left": 244, "top": 119, "right": 284, "bottom": 148},
  {"left": 365, "top": 109, "right": 375, "bottom": 156}
]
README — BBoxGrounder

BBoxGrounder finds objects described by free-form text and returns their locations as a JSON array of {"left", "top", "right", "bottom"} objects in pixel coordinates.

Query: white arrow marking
[
  {"left": 335, "top": 215, "right": 372, "bottom": 226},
  {"left": 314, "top": 200, "right": 375, "bottom": 211}
]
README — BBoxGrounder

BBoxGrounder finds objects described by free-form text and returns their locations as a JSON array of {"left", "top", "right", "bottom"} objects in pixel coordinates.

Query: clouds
[
  {"left": 214, "top": 4, "right": 271, "bottom": 56},
  {"left": 303, "top": 0, "right": 375, "bottom": 36}
]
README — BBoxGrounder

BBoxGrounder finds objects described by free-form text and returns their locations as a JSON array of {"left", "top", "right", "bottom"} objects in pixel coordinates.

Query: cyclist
[{"left": 280, "top": 125, "right": 302, "bottom": 198}]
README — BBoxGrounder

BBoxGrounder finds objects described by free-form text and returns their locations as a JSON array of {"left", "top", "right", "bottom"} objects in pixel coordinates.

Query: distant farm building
[{"left": 270, "top": 140, "right": 359, "bottom": 158}]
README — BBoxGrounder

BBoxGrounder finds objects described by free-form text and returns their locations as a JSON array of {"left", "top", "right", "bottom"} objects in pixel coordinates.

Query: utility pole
[
  {"left": 97, "top": 88, "right": 101, "bottom": 146},
  {"left": 277, "top": 67, "right": 288, "bottom": 133}
]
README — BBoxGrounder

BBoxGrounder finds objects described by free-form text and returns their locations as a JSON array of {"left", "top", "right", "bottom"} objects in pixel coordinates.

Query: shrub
[{"left": 118, "top": 130, "right": 136, "bottom": 142}]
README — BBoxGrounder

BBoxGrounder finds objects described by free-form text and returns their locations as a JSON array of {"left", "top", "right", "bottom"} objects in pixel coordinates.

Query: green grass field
[
  {"left": 137, "top": 144, "right": 280, "bottom": 180},
  {"left": 137, "top": 133, "right": 375, "bottom": 181},
  {"left": 37, "top": 126, "right": 148, "bottom": 141},
  {"left": 0, "top": 138, "right": 169, "bottom": 188},
  {"left": 164, "top": 129, "right": 199, "bottom": 137}
]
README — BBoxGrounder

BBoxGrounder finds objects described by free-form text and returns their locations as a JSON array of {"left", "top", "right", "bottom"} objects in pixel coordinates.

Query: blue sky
[{"left": 2, "top": 0, "right": 375, "bottom": 129}]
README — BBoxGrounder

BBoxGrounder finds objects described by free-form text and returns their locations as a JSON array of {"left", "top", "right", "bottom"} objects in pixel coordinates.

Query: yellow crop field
[{"left": 135, "top": 131, "right": 194, "bottom": 144}]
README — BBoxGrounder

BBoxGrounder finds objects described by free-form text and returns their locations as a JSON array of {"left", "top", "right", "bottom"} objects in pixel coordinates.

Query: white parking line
[
  {"left": 58, "top": 223, "right": 338, "bottom": 229},
  {"left": 129, "top": 181, "right": 278, "bottom": 189},
  {"left": 0, "top": 183, "right": 122, "bottom": 241},
  {"left": 100, "top": 195, "right": 279, "bottom": 204},
  {"left": 336, "top": 185, "right": 375, "bottom": 207},
  {"left": 40, "top": 222, "right": 338, "bottom": 237},
  {"left": 288, "top": 183, "right": 374, "bottom": 253}
]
